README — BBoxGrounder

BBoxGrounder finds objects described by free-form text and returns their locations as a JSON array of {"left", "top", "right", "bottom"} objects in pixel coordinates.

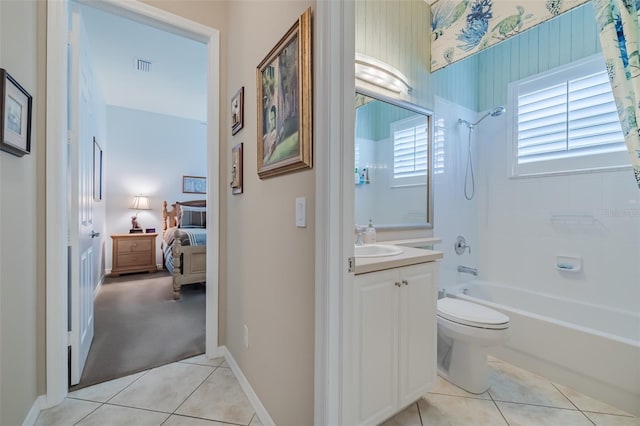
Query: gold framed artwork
[
  {"left": 231, "top": 87, "right": 244, "bottom": 135},
  {"left": 256, "top": 7, "right": 312, "bottom": 179},
  {"left": 230, "top": 143, "right": 243, "bottom": 195}
]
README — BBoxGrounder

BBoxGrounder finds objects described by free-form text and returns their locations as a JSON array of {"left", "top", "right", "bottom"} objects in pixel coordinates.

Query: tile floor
[
  {"left": 35, "top": 355, "right": 638, "bottom": 426},
  {"left": 383, "top": 357, "right": 639, "bottom": 426},
  {"left": 35, "top": 355, "right": 262, "bottom": 426}
]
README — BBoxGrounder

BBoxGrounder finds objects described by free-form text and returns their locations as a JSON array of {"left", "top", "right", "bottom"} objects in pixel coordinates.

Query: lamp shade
[{"left": 129, "top": 195, "right": 151, "bottom": 210}]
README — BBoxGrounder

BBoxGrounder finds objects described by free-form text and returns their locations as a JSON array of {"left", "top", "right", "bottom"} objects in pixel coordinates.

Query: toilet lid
[{"left": 437, "top": 298, "right": 509, "bottom": 329}]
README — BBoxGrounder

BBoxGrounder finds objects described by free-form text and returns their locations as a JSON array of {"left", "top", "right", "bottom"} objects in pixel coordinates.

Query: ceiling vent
[{"left": 135, "top": 58, "right": 152, "bottom": 73}]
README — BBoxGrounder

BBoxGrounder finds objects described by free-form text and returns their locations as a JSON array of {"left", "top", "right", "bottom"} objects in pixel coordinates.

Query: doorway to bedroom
[{"left": 67, "top": 1, "right": 209, "bottom": 390}]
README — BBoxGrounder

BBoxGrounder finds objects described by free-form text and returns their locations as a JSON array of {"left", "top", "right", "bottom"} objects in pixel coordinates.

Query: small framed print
[
  {"left": 0, "top": 69, "right": 32, "bottom": 157},
  {"left": 230, "top": 143, "right": 243, "bottom": 195},
  {"left": 182, "top": 175, "right": 206, "bottom": 194},
  {"left": 231, "top": 87, "right": 244, "bottom": 136}
]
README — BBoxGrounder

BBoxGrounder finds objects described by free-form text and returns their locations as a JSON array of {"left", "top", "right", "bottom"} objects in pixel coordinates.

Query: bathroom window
[
  {"left": 392, "top": 116, "right": 429, "bottom": 184},
  {"left": 509, "top": 54, "right": 628, "bottom": 177}
]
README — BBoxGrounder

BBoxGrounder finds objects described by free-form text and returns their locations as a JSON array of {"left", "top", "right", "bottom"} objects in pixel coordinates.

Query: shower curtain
[{"left": 594, "top": 0, "right": 640, "bottom": 188}]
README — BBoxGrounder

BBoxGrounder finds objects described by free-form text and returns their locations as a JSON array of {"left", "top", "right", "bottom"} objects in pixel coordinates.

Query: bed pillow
[{"left": 178, "top": 205, "right": 206, "bottom": 228}]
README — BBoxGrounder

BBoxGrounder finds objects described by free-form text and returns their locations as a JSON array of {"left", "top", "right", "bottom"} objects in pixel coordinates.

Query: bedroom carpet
[{"left": 72, "top": 271, "right": 205, "bottom": 390}]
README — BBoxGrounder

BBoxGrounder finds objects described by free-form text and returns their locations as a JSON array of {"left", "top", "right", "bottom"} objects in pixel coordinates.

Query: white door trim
[
  {"left": 45, "top": 0, "right": 220, "bottom": 407},
  {"left": 314, "top": 0, "right": 355, "bottom": 424}
]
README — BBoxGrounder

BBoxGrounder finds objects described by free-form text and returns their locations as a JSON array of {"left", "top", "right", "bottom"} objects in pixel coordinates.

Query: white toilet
[{"left": 436, "top": 297, "right": 510, "bottom": 394}]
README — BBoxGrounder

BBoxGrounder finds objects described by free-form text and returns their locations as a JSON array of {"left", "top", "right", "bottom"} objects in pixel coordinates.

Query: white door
[
  {"left": 398, "top": 263, "right": 438, "bottom": 407},
  {"left": 352, "top": 269, "right": 399, "bottom": 425},
  {"left": 69, "top": 7, "right": 96, "bottom": 386}
]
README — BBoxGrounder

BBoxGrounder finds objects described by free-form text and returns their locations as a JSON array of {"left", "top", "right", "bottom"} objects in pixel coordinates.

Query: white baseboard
[
  {"left": 218, "top": 346, "right": 275, "bottom": 426},
  {"left": 22, "top": 395, "right": 45, "bottom": 426}
]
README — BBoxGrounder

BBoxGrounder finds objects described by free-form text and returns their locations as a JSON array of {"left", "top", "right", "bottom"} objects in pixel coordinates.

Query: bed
[{"left": 162, "top": 200, "right": 207, "bottom": 299}]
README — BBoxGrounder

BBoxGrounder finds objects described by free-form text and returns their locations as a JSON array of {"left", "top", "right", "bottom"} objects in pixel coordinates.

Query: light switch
[{"left": 295, "top": 197, "right": 306, "bottom": 228}]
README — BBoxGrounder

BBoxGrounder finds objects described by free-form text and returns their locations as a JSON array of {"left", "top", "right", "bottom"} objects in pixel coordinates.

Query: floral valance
[{"left": 430, "top": 0, "right": 591, "bottom": 72}]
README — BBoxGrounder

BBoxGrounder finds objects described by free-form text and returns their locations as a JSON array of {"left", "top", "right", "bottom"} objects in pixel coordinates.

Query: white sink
[{"left": 354, "top": 244, "right": 404, "bottom": 258}]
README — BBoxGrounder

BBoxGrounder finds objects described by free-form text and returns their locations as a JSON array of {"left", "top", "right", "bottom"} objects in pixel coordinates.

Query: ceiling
[{"left": 77, "top": 4, "right": 208, "bottom": 122}]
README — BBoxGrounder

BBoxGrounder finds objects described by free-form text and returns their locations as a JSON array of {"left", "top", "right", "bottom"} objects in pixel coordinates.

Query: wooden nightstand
[{"left": 110, "top": 233, "right": 158, "bottom": 276}]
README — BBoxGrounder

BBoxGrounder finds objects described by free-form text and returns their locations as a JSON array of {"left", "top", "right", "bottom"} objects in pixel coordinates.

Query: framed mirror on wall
[{"left": 354, "top": 88, "right": 434, "bottom": 230}]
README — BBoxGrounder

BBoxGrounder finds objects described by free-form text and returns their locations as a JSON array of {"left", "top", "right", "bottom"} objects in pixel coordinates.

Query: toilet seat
[{"left": 437, "top": 298, "right": 509, "bottom": 330}]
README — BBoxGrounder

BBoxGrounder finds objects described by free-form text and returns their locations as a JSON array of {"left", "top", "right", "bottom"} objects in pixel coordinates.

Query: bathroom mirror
[{"left": 354, "top": 88, "right": 433, "bottom": 230}]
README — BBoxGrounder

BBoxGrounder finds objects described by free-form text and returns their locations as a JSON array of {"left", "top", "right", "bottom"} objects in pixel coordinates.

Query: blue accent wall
[{"left": 475, "top": 3, "right": 601, "bottom": 111}]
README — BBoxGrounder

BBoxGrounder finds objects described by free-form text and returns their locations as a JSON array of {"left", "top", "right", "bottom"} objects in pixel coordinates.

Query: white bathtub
[{"left": 448, "top": 281, "right": 640, "bottom": 416}]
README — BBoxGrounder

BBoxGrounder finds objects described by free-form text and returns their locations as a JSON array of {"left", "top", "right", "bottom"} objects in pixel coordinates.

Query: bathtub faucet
[{"left": 458, "top": 265, "right": 478, "bottom": 276}]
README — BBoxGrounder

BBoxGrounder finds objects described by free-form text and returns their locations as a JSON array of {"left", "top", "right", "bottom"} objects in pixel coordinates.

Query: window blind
[
  {"left": 393, "top": 123, "right": 428, "bottom": 179},
  {"left": 517, "top": 70, "right": 625, "bottom": 164}
]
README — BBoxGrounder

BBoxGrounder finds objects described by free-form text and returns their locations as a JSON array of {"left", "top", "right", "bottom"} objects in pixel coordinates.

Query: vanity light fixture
[{"left": 355, "top": 53, "right": 412, "bottom": 94}]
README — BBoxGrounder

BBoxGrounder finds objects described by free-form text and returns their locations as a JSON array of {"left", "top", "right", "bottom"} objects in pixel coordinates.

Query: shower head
[
  {"left": 489, "top": 106, "right": 506, "bottom": 117},
  {"left": 458, "top": 106, "right": 506, "bottom": 129}
]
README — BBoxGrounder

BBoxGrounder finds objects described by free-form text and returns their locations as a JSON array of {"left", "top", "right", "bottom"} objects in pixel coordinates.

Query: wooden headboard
[{"left": 162, "top": 200, "right": 207, "bottom": 231}]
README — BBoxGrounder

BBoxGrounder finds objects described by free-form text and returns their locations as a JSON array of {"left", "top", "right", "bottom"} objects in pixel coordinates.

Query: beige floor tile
[
  {"left": 249, "top": 414, "right": 264, "bottom": 426},
  {"left": 163, "top": 414, "right": 226, "bottom": 426},
  {"left": 69, "top": 371, "right": 147, "bottom": 403},
  {"left": 585, "top": 412, "right": 640, "bottom": 426},
  {"left": 554, "top": 383, "right": 633, "bottom": 416},
  {"left": 380, "top": 402, "right": 421, "bottom": 426},
  {"left": 180, "top": 354, "right": 225, "bottom": 367},
  {"left": 220, "top": 360, "right": 229, "bottom": 368},
  {"left": 109, "top": 362, "right": 214, "bottom": 413},
  {"left": 488, "top": 362, "right": 574, "bottom": 409},
  {"left": 496, "top": 401, "right": 592, "bottom": 426},
  {"left": 35, "top": 398, "right": 101, "bottom": 426},
  {"left": 418, "top": 394, "right": 508, "bottom": 426},
  {"left": 488, "top": 355, "right": 504, "bottom": 363},
  {"left": 75, "top": 404, "right": 168, "bottom": 426},
  {"left": 176, "top": 367, "right": 254, "bottom": 424},
  {"left": 429, "top": 375, "right": 491, "bottom": 399}
]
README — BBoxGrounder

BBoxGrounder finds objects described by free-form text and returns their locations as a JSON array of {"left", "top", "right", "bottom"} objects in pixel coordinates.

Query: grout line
[
  {"left": 488, "top": 389, "right": 510, "bottom": 426},
  {"left": 104, "top": 368, "right": 152, "bottom": 403},
  {"left": 427, "top": 390, "right": 492, "bottom": 400},
  {"left": 163, "top": 412, "right": 250, "bottom": 426},
  {"left": 550, "top": 382, "right": 580, "bottom": 411},
  {"left": 491, "top": 399, "right": 583, "bottom": 412},
  {"left": 416, "top": 401, "right": 424, "bottom": 426},
  {"left": 171, "top": 365, "right": 218, "bottom": 416},
  {"left": 71, "top": 402, "right": 104, "bottom": 426},
  {"left": 581, "top": 411, "right": 597, "bottom": 426}
]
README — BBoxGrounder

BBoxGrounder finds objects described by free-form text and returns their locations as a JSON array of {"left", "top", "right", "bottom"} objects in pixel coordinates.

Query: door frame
[
  {"left": 313, "top": 1, "right": 354, "bottom": 424},
  {"left": 45, "top": 0, "right": 220, "bottom": 407}
]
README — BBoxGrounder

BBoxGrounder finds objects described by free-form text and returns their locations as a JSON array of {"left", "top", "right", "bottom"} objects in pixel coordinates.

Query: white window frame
[
  {"left": 391, "top": 115, "right": 429, "bottom": 186},
  {"left": 508, "top": 54, "right": 630, "bottom": 178}
]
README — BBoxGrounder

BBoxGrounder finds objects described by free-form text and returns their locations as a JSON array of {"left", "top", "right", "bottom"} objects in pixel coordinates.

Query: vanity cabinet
[{"left": 346, "top": 262, "right": 438, "bottom": 426}]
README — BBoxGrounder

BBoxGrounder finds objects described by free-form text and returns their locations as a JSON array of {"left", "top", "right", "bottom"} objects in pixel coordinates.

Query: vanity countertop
[{"left": 354, "top": 245, "right": 443, "bottom": 275}]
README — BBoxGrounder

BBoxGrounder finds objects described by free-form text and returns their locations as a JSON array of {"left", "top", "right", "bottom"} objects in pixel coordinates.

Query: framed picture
[
  {"left": 231, "top": 87, "right": 244, "bottom": 135},
  {"left": 0, "top": 69, "right": 32, "bottom": 157},
  {"left": 256, "top": 7, "right": 312, "bottom": 179},
  {"left": 93, "top": 137, "right": 103, "bottom": 201},
  {"left": 230, "top": 143, "right": 243, "bottom": 195},
  {"left": 182, "top": 175, "right": 206, "bottom": 194}
]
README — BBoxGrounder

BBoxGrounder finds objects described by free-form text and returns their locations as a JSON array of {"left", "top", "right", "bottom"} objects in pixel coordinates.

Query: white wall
[
  {"left": 0, "top": 1, "right": 39, "bottom": 424},
  {"left": 225, "top": 1, "right": 316, "bottom": 424},
  {"left": 432, "top": 96, "right": 479, "bottom": 289},
  {"left": 475, "top": 117, "right": 640, "bottom": 313},
  {"left": 104, "top": 106, "right": 206, "bottom": 270}
]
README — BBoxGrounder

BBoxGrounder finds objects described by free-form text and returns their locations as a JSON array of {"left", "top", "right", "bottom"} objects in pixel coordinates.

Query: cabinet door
[
  {"left": 353, "top": 269, "right": 399, "bottom": 425},
  {"left": 398, "top": 262, "right": 437, "bottom": 407}
]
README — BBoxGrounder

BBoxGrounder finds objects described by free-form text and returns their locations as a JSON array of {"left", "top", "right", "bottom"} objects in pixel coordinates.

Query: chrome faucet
[{"left": 457, "top": 265, "right": 478, "bottom": 276}]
